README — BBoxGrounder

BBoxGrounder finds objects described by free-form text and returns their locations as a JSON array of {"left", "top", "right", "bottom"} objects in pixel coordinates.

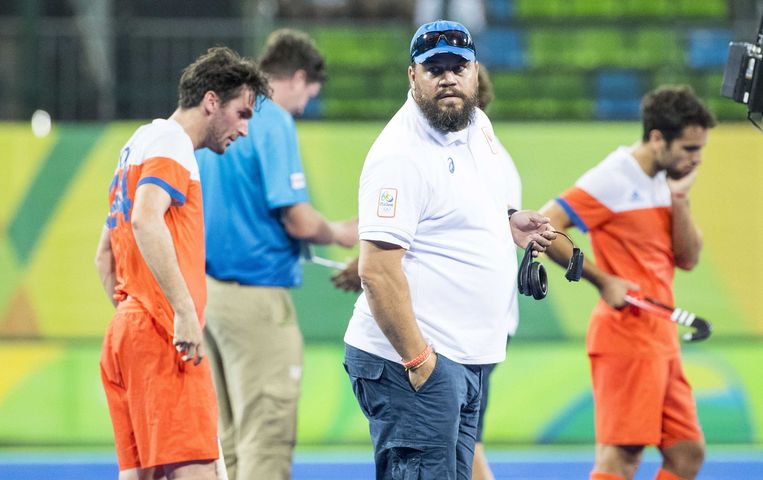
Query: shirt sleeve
[
  {"left": 557, "top": 158, "right": 627, "bottom": 232},
  {"left": 137, "top": 132, "right": 192, "bottom": 206},
  {"left": 556, "top": 186, "right": 614, "bottom": 233},
  {"left": 358, "top": 153, "right": 427, "bottom": 250},
  {"left": 251, "top": 108, "right": 309, "bottom": 209}
]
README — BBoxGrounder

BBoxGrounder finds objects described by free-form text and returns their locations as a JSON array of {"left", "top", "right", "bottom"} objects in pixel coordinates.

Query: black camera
[{"left": 721, "top": 15, "right": 763, "bottom": 128}]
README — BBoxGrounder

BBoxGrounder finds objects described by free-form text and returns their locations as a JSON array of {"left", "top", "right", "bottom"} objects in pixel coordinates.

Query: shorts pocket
[
  {"left": 387, "top": 444, "right": 449, "bottom": 480},
  {"left": 389, "top": 446, "right": 422, "bottom": 480},
  {"left": 344, "top": 360, "right": 387, "bottom": 419},
  {"left": 413, "top": 353, "right": 446, "bottom": 395}
]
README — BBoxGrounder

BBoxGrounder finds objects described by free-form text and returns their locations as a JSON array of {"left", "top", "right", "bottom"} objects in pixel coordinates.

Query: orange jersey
[
  {"left": 557, "top": 147, "right": 679, "bottom": 357},
  {"left": 105, "top": 119, "right": 206, "bottom": 334}
]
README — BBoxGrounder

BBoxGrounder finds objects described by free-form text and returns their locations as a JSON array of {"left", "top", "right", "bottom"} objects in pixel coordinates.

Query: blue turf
[
  {"left": 1, "top": 453, "right": 761, "bottom": 479},
  {"left": 289, "top": 460, "right": 763, "bottom": 479}
]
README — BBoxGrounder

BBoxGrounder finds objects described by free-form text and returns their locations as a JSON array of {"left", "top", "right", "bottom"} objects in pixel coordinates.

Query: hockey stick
[
  {"left": 623, "top": 295, "right": 712, "bottom": 342},
  {"left": 300, "top": 243, "right": 348, "bottom": 270}
]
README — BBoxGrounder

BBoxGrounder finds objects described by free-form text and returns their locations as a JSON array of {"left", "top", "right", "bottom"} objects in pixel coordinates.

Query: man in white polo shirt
[{"left": 343, "top": 19, "right": 556, "bottom": 479}]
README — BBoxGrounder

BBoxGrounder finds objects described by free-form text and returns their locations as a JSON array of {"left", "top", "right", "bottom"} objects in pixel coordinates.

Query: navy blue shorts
[
  {"left": 475, "top": 364, "right": 497, "bottom": 442},
  {"left": 476, "top": 337, "right": 510, "bottom": 442},
  {"left": 344, "top": 344, "right": 484, "bottom": 480}
]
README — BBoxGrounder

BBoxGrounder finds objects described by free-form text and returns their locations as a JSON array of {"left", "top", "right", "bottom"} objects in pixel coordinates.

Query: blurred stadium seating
[{"left": 0, "top": 0, "right": 755, "bottom": 121}]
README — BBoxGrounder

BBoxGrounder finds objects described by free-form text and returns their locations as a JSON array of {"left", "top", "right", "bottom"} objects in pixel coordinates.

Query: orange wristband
[{"left": 402, "top": 345, "right": 432, "bottom": 371}]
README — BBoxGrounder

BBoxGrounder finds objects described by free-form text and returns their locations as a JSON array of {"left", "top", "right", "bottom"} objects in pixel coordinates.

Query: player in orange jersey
[
  {"left": 540, "top": 85, "right": 715, "bottom": 480},
  {"left": 94, "top": 47, "right": 268, "bottom": 480}
]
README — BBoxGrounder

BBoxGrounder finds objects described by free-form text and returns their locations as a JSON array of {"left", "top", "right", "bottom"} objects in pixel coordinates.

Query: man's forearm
[
  {"left": 540, "top": 201, "right": 609, "bottom": 290},
  {"left": 671, "top": 197, "right": 702, "bottom": 270},
  {"left": 132, "top": 217, "right": 196, "bottom": 316},
  {"left": 95, "top": 226, "right": 118, "bottom": 307},
  {"left": 282, "top": 202, "right": 335, "bottom": 244},
  {"left": 544, "top": 232, "right": 610, "bottom": 290},
  {"left": 359, "top": 241, "right": 428, "bottom": 361},
  {"left": 294, "top": 217, "right": 335, "bottom": 245},
  {"left": 364, "top": 273, "right": 428, "bottom": 360}
]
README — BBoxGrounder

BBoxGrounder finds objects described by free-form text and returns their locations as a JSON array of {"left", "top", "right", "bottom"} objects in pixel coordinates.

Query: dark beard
[
  {"left": 415, "top": 90, "right": 478, "bottom": 133},
  {"left": 666, "top": 168, "right": 687, "bottom": 180}
]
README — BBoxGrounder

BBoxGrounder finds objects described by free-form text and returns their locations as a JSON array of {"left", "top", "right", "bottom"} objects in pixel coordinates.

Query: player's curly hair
[
  {"left": 641, "top": 85, "right": 716, "bottom": 143},
  {"left": 177, "top": 46, "right": 269, "bottom": 109},
  {"left": 259, "top": 29, "right": 327, "bottom": 83}
]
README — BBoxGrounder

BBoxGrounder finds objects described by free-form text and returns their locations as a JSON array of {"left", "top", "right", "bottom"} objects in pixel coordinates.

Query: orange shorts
[
  {"left": 589, "top": 354, "right": 703, "bottom": 448},
  {"left": 100, "top": 300, "right": 218, "bottom": 470}
]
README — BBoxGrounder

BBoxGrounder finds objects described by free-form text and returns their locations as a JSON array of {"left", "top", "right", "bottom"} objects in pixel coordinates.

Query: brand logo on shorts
[{"left": 377, "top": 188, "right": 398, "bottom": 218}]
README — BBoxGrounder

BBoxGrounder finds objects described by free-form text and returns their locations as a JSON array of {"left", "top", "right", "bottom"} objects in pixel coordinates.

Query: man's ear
[
  {"left": 292, "top": 69, "right": 308, "bottom": 86},
  {"left": 407, "top": 65, "right": 416, "bottom": 90},
  {"left": 646, "top": 128, "right": 667, "bottom": 156},
  {"left": 647, "top": 128, "right": 665, "bottom": 144},
  {"left": 201, "top": 90, "right": 220, "bottom": 115}
]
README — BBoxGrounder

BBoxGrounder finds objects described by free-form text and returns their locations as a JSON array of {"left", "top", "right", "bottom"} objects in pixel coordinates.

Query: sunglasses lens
[
  {"left": 411, "top": 30, "right": 473, "bottom": 59},
  {"left": 442, "top": 30, "right": 469, "bottom": 47},
  {"left": 419, "top": 32, "right": 442, "bottom": 50}
]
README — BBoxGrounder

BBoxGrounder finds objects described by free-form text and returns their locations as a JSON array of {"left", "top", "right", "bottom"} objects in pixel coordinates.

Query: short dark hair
[
  {"left": 477, "top": 65, "right": 494, "bottom": 111},
  {"left": 178, "top": 46, "right": 269, "bottom": 109},
  {"left": 641, "top": 85, "right": 716, "bottom": 143},
  {"left": 259, "top": 29, "right": 327, "bottom": 83}
]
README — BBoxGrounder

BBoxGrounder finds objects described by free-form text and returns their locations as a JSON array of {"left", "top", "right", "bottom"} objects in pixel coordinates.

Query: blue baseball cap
[{"left": 410, "top": 20, "right": 476, "bottom": 64}]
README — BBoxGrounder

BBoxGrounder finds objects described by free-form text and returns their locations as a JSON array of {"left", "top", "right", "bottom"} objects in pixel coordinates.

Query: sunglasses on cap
[{"left": 410, "top": 30, "right": 475, "bottom": 61}]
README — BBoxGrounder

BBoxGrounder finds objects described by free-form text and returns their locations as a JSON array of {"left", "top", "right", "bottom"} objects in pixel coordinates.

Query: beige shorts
[{"left": 203, "top": 277, "right": 303, "bottom": 480}]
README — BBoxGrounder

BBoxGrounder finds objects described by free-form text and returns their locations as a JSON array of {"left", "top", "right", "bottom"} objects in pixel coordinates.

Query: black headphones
[{"left": 518, "top": 231, "right": 583, "bottom": 300}]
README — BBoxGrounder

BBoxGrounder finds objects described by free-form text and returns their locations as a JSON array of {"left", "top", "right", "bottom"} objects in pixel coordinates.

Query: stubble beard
[
  {"left": 203, "top": 115, "right": 228, "bottom": 154},
  {"left": 666, "top": 167, "right": 687, "bottom": 180},
  {"left": 414, "top": 88, "right": 478, "bottom": 133},
  {"left": 660, "top": 153, "right": 690, "bottom": 180}
]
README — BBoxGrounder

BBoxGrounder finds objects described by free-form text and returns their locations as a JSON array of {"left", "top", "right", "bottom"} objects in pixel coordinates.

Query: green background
[{"left": 0, "top": 120, "right": 761, "bottom": 446}]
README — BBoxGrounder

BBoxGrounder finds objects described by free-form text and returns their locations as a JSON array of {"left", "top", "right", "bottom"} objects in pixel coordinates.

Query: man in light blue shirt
[{"left": 196, "top": 30, "right": 357, "bottom": 480}]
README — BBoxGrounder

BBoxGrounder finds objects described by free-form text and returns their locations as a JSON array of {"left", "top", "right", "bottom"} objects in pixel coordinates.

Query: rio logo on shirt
[{"left": 377, "top": 188, "right": 398, "bottom": 218}]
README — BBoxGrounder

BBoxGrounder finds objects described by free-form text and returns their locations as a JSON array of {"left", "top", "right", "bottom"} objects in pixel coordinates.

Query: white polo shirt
[
  {"left": 494, "top": 131, "right": 522, "bottom": 338},
  {"left": 344, "top": 92, "right": 520, "bottom": 365}
]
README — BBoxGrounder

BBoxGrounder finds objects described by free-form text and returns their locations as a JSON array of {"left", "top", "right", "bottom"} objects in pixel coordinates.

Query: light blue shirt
[{"left": 196, "top": 96, "right": 309, "bottom": 287}]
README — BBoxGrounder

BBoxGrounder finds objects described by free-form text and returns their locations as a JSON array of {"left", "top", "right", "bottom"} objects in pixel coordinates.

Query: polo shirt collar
[{"left": 407, "top": 90, "right": 470, "bottom": 146}]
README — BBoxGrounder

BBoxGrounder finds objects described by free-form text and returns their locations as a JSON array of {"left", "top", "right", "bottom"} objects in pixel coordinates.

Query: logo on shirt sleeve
[
  {"left": 377, "top": 188, "right": 398, "bottom": 218},
  {"left": 481, "top": 127, "right": 498, "bottom": 155},
  {"left": 290, "top": 172, "right": 306, "bottom": 190}
]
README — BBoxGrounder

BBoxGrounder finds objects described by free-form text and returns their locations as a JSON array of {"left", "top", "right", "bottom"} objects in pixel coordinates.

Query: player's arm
[
  {"left": 281, "top": 202, "right": 358, "bottom": 248},
  {"left": 94, "top": 225, "right": 118, "bottom": 308},
  {"left": 668, "top": 170, "right": 703, "bottom": 270},
  {"left": 359, "top": 239, "right": 435, "bottom": 390},
  {"left": 539, "top": 200, "right": 638, "bottom": 308},
  {"left": 131, "top": 183, "right": 204, "bottom": 365}
]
